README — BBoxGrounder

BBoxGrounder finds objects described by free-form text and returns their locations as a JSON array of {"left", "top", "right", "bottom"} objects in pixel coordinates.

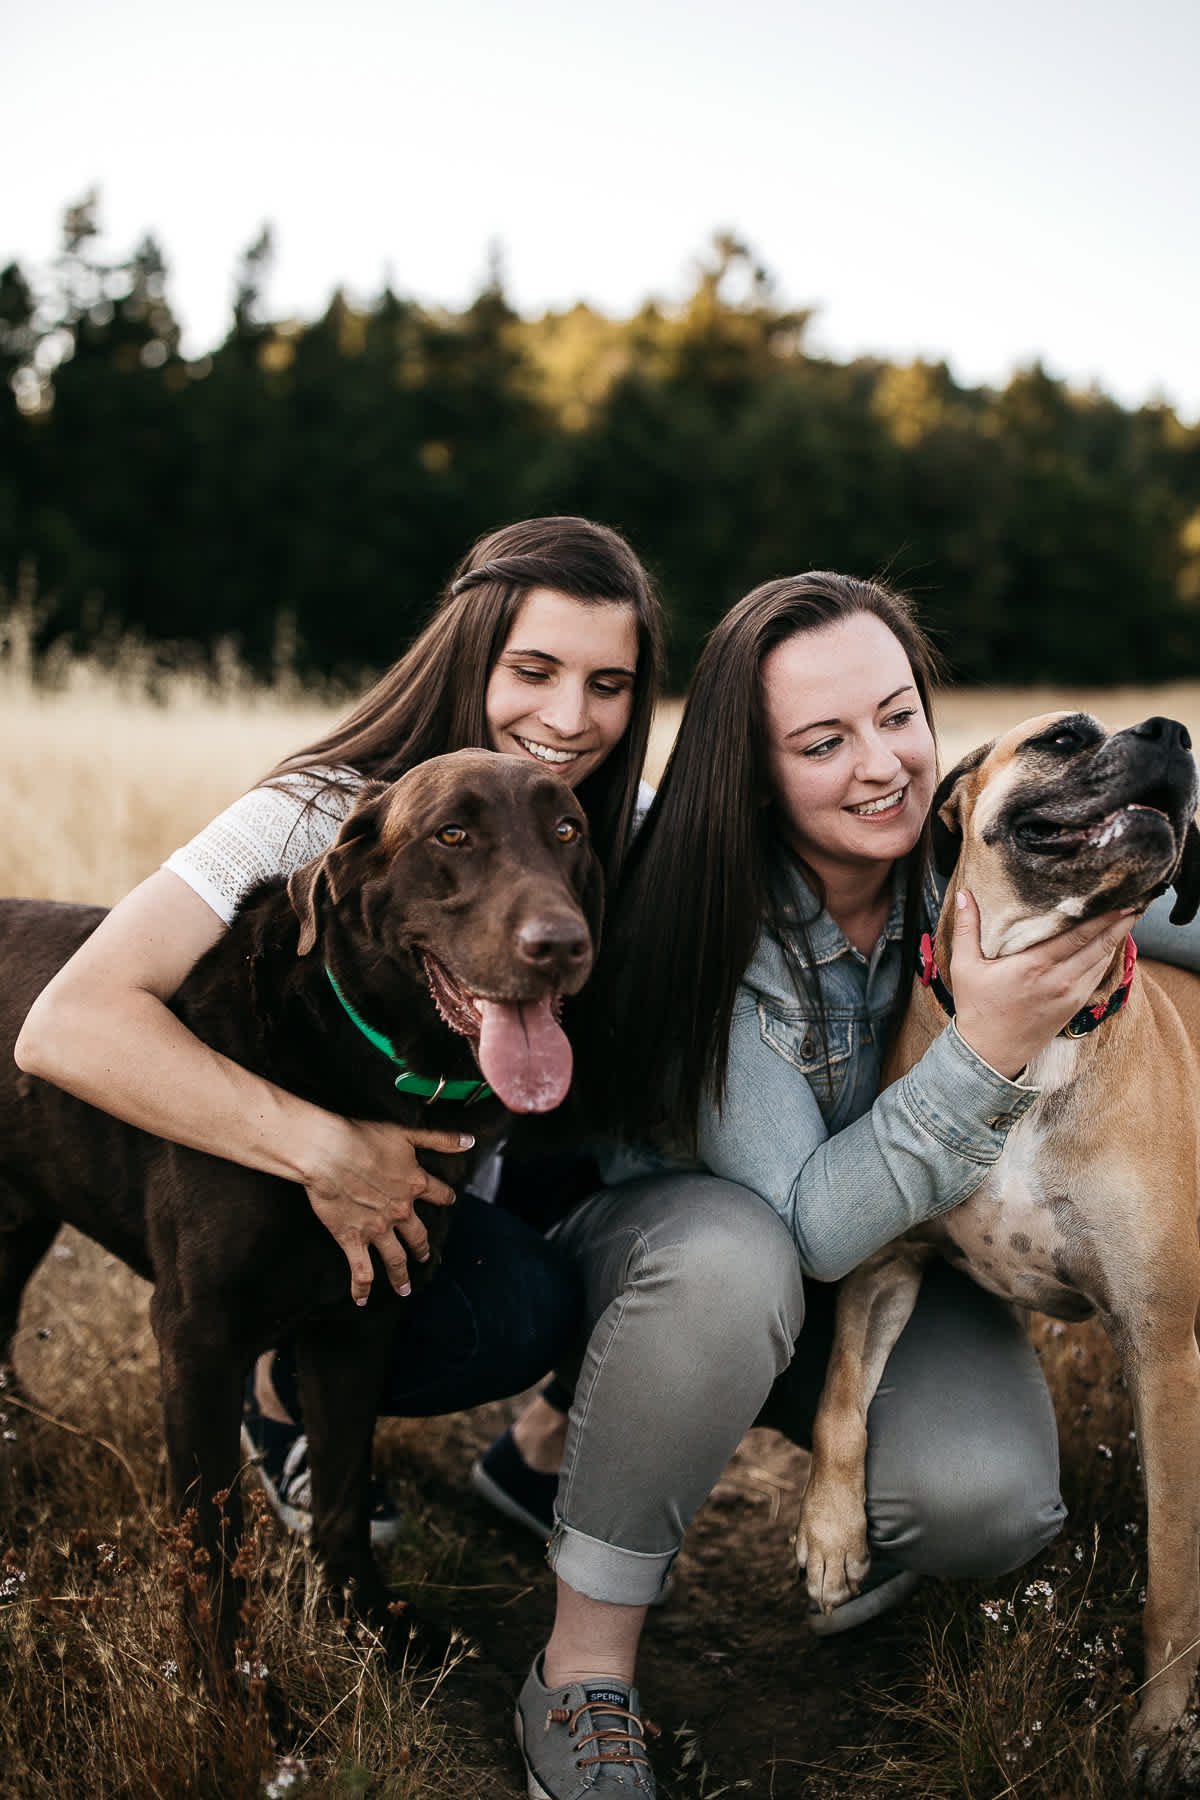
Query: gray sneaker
[{"left": 515, "top": 1656, "right": 658, "bottom": 1797}]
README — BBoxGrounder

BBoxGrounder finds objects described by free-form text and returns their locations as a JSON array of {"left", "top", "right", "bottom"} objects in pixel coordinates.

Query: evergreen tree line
[{"left": 3, "top": 201, "right": 1200, "bottom": 690}]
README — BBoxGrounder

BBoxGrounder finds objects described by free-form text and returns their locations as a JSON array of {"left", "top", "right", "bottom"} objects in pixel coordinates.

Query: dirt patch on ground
[{"left": 384, "top": 1403, "right": 920, "bottom": 1799}]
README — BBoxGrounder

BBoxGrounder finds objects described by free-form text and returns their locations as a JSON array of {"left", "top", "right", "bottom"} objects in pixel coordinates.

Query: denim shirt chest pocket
[
  {"left": 756, "top": 992, "right": 888, "bottom": 1133},
  {"left": 756, "top": 998, "right": 855, "bottom": 1127}
]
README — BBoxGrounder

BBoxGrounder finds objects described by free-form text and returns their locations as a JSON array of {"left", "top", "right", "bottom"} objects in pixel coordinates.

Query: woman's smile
[
  {"left": 485, "top": 587, "right": 639, "bottom": 789},
  {"left": 510, "top": 735, "right": 585, "bottom": 768},
  {"left": 845, "top": 786, "right": 908, "bottom": 818}
]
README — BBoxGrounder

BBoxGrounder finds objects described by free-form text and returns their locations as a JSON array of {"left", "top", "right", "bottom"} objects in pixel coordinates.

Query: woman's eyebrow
[
  {"left": 501, "top": 645, "right": 636, "bottom": 678},
  {"left": 784, "top": 683, "right": 916, "bottom": 740}
]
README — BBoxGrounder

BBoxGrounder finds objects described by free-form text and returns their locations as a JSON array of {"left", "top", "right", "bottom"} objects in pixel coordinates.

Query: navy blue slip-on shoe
[{"left": 470, "top": 1426, "right": 558, "bottom": 1541}]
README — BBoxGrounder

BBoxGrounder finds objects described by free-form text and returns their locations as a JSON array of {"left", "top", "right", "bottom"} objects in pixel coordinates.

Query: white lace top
[{"left": 164, "top": 767, "right": 362, "bottom": 924}]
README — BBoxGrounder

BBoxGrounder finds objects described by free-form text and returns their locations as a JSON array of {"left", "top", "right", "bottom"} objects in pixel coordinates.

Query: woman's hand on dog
[
  {"left": 949, "top": 890, "right": 1138, "bottom": 1079},
  {"left": 300, "top": 1116, "right": 471, "bottom": 1305}
]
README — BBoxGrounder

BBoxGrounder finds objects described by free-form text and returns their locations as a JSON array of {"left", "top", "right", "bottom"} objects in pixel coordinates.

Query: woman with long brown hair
[
  {"left": 507, "top": 571, "right": 1162, "bottom": 1799},
  {"left": 16, "top": 514, "right": 663, "bottom": 1539}
]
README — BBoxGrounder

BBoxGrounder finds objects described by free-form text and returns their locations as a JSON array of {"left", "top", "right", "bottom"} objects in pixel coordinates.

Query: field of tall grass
[{"left": 2, "top": 635, "right": 1198, "bottom": 1797}]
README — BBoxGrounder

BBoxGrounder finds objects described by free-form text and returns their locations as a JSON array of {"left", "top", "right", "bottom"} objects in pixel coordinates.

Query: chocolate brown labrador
[{"left": 0, "top": 748, "right": 601, "bottom": 1654}]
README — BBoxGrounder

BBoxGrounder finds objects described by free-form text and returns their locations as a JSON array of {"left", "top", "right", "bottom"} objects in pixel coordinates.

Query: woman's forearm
[
  {"left": 14, "top": 869, "right": 319, "bottom": 1181},
  {"left": 13, "top": 869, "right": 466, "bottom": 1301},
  {"left": 17, "top": 970, "right": 326, "bottom": 1183}
]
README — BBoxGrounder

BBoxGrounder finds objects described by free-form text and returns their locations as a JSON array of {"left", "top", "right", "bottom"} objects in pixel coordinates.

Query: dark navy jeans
[{"left": 273, "top": 1193, "right": 583, "bottom": 1419}]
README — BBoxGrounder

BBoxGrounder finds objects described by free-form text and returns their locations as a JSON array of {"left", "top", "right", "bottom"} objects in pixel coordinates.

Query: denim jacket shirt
[{"left": 695, "top": 855, "right": 1040, "bottom": 1282}]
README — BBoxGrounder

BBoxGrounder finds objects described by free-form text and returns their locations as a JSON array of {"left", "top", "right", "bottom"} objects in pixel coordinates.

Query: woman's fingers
[
  {"left": 411, "top": 1169, "right": 457, "bottom": 1208},
  {"left": 301, "top": 1115, "right": 472, "bottom": 1300},
  {"left": 409, "top": 1125, "right": 475, "bottom": 1155},
  {"left": 950, "top": 890, "right": 1138, "bottom": 1076}
]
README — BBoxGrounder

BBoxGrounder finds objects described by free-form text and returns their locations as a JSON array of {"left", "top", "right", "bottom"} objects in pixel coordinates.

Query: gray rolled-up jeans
[{"left": 546, "top": 1172, "right": 1066, "bottom": 1606}]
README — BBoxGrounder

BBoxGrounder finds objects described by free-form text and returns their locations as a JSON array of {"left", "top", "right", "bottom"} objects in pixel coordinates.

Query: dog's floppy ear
[
  {"left": 930, "top": 739, "right": 996, "bottom": 877},
  {"left": 287, "top": 786, "right": 389, "bottom": 956},
  {"left": 1169, "top": 817, "right": 1200, "bottom": 925}
]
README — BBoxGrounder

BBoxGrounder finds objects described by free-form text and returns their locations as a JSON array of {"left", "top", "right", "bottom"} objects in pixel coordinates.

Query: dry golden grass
[{"left": 0, "top": 673, "right": 338, "bottom": 907}]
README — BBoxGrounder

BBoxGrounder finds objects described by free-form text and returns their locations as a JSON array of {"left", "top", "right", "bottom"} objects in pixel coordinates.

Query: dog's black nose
[
  {"left": 1131, "top": 715, "right": 1192, "bottom": 754},
  {"left": 516, "top": 916, "right": 591, "bottom": 970}
]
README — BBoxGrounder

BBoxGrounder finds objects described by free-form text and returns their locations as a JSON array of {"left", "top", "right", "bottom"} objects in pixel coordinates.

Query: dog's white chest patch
[{"left": 925, "top": 1103, "right": 1091, "bottom": 1318}]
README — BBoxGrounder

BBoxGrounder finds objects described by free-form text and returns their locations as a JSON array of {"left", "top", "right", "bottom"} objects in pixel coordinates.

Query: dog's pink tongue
[{"left": 477, "top": 998, "right": 572, "bottom": 1113}]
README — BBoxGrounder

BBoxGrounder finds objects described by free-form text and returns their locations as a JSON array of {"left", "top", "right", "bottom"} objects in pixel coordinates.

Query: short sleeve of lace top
[{"left": 163, "top": 768, "right": 364, "bottom": 924}]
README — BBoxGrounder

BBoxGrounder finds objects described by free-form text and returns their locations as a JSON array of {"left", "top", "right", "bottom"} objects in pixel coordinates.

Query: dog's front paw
[
  {"left": 794, "top": 1484, "right": 871, "bottom": 1616},
  {"left": 1128, "top": 1705, "right": 1200, "bottom": 1795}
]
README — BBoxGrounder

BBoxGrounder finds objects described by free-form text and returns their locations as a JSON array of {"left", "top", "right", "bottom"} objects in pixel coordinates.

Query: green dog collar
[{"left": 325, "top": 966, "right": 493, "bottom": 1104}]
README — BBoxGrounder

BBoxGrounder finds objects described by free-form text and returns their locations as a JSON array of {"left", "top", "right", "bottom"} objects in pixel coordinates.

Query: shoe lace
[
  {"left": 278, "top": 1434, "right": 312, "bottom": 1509},
  {"left": 546, "top": 1700, "right": 660, "bottom": 1774}
]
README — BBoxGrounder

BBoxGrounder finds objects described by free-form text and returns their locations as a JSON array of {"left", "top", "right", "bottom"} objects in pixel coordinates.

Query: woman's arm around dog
[{"left": 14, "top": 870, "right": 466, "bottom": 1304}]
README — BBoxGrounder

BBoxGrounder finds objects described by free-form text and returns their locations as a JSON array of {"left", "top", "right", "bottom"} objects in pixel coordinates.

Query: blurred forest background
[{"left": 3, "top": 194, "right": 1200, "bottom": 693}]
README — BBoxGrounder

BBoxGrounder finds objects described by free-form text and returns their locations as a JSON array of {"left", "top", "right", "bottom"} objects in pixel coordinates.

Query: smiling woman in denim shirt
[{"left": 505, "top": 571, "right": 1195, "bottom": 1800}]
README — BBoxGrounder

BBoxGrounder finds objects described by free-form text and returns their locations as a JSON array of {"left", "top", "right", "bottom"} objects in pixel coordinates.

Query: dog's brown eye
[
  {"left": 555, "top": 819, "right": 580, "bottom": 844},
  {"left": 435, "top": 825, "right": 468, "bottom": 847}
]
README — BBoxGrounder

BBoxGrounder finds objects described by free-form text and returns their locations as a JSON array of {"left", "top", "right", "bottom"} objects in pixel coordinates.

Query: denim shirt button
[
  {"left": 801, "top": 1036, "right": 815, "bottom": 1058},
  {"left": 986, "top": 1112, "right": 1015, "bottom": 1130}
]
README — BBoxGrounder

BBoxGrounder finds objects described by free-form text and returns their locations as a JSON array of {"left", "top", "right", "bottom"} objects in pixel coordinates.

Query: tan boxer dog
[{"left": 795, "top": 711, "right": 1200, "bottom": 1794}]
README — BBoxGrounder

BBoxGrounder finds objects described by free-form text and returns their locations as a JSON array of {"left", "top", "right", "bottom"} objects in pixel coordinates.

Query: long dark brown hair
[
  {"left": 589, "top": 571, "right": 941, "bottom": 1150},
  {"left": 268, "top": 516, "right": 663, "bottom": 887}
]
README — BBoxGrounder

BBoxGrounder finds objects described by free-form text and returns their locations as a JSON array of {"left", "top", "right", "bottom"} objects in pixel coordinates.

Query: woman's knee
[
  {"left": 628, "top": 1175, "right": 805, "bottom": 1344},
  {"left": 559, "top": 1174, "right": 805, "bottom": 1385},
  {"left": 868, "top": 1433, "right": 1066, "bottom": 1578}
]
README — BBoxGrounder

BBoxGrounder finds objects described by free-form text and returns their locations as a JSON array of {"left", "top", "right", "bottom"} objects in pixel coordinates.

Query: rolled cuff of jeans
[{"left": 547, "top": 1519, "right": 677, "bottom": 1606}]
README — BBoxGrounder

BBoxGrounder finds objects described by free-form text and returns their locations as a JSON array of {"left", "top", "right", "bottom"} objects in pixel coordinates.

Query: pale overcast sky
[{"left": 6, "top": 0, "right": 1198, "bottom": 419}]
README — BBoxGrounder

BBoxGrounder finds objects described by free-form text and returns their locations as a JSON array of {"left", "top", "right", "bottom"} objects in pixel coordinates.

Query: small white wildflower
[
  {"left": 1, "top": 1570, "right": 28, "bottom": 1600},
  {"left": 1097, "top": 1443, "right": 1113, "bottom": 1460},
  {"left": 161, "top": 1660, "right": 179, "bottom": 1681},
  {"left": 263, "top": 1754, "right": 308, "bottom": 1796},
  {"left": 1023, "top": 1579, "right": 1054, "bottom": 1606},
  {"left": 2, "top": 1430, "right": 15, "bottom": 1442},
  {"left": 239, "top": 1658, "right": 269, "bottom": 1680},
  {"left": 1085, "top": 1696, "right": 1099, "bottom": 1711},
  {"left": 1074, "top": 1545, "right": 1085, "bottom": 1562},
  {"left": 96, "top": 1543, "right": 117, "bottom": 1567}
]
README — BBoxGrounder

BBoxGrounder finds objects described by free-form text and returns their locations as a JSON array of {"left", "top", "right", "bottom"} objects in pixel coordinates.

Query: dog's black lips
[
  {"left": 418, "top": 950, "right": 564, "bottom": 1044},
  {"left": 1013, "top": 795, "right": 1174, "bottom": 856},
  {"left": 419, "top": 950, "right": 484, "bottom": 1042}
]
